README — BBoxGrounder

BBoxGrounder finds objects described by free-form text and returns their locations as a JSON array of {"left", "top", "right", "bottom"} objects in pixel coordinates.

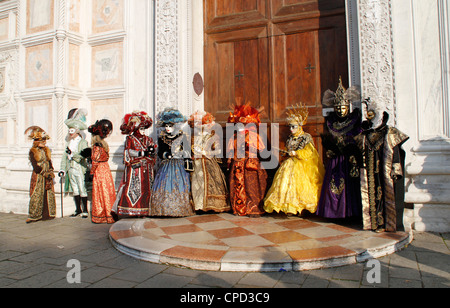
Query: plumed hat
[
  {"left": 120, "top": 111, "right": 153, "bottom": 135},
  {"left": 157, "top": 108, "right": 187, "bottom": 127},
  {"left": 65, "top": 108, "right": 88, "bottom": 131},
  {"left": 322, "top": 77, "right": 361, "bottom": 108},
  {"left": 227, "top": 99, "right": 264, "bottom": 125},
  {"left": 24, "top": 126, "right": 50, "bottom": 141}
]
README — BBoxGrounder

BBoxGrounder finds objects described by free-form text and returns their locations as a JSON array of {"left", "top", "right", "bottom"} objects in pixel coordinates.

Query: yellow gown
[{"left": 264, "top": 132, "right": 325, "bottom": 215}]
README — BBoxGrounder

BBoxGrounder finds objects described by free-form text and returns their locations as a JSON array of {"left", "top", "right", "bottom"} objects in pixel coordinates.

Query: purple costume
[{"left": 316, "top": 109, "right": 362, "bottom": 218}]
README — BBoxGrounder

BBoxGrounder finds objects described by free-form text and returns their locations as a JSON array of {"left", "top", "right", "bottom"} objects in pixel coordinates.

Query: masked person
[
  {"left": 25, "top": 126, "right": 56, "bottom": 223},
  {"left": 189, "top": 111, "right": 230, "bottom": 213},
  {"left": 316, "top": 78, "right": 363, "bottom": 219},
  {"left": 226, "top": 102, "right": 267, "bottom": 217},
  {"left": 88, "top": 119, "right": 116, "bottom": 224},
  {"left": 113, "top": 111, "right": 157, "bottom": 218},
  {"left": 356, "top": 98, "right": 409, "bottom": 232},
  {"left": 59, "top": 108, "right": 89, "bottom": 218},
  {"left": 264, "top": 104, "right": 325, "bottom": 215},
  {"left": 149, "top": 108, "right": 194, "bottom": 217}
]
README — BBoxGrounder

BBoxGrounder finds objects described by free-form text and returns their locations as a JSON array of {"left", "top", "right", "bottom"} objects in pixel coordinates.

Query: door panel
[
  {"left": 205, "top": 0, "right": 267, "bottom": 31},
  {"left": 271, "top": 30, "right": 317, "bottom": 122},
  {"left": 205, "top": 27, "right": 269, "bottom": 123},
  {"left": 204, "top": 0, "right": 348, "bottom": 161},
  {"left": 271, "top": 0, "right": 345, "bottom": 20}
]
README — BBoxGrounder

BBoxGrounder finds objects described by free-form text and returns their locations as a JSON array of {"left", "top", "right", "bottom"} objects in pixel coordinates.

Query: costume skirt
[
  {"left": 191, "top": 158, "right": 230, "bottom": 212},
  {"left": 91, "top": 162, "right": 116, "bottom": 224},
  {"left": 316, "top": 155, "right": 362, "bottom": 218},
  {"left": 264, "top": 148, "right": 324, "bottom": 215},
  {"left": 228, "top": 158, "right": 267, "bottom": 216},
  {"left": 150, "top": 159, "right": 194, "bottom": 217}
]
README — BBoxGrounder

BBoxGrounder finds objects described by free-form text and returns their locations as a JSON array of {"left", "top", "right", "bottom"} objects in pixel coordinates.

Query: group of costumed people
[
  {"left": 24, "top": 78, "right": 409, "bottom": 233},
  {"left": 26, "top": 110, "right": 117, "bottom": 224}
]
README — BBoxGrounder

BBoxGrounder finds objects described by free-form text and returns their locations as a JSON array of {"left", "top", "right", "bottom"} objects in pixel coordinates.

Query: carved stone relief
[
  {"left": 357, "top": 0, "right": 396, "bottom": 124},
  {"left": 155, "top": 0, "right": 179, "bottom": 114},
  {"left": 0, "top": 50, "right": 18, "bottom": 114}
]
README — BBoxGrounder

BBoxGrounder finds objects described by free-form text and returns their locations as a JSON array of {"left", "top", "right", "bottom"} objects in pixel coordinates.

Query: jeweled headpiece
[
  {"left": 286, "top": 103, "right": 309, "bottom": 126},
  {"left": 322, "top": 77, "right": 360, "bottom": 108}
]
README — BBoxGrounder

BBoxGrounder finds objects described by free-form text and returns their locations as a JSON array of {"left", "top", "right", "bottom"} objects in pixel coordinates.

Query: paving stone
[
  {"left": 389, "top": 277, "right": 423, "bottom": 288},
  {"left": 0, "top": 213, "right": 448, "bottom": 288},
  {"left": 238, "top": 272, "right": 284, "bottom": 288},
  {"left": 135, "top": 273, "right": 193, "bottom": 288}
]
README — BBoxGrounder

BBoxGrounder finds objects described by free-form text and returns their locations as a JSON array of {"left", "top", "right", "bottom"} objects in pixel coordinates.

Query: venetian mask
[
  {"left": 136, "top": 127, "right": 146, "bottom": 137},
  {"left": 288, "top": 123, "right": 301, "bottom": 135},
  {"left": 164, "top": 123, "right": 174, "bottom": 135},
  {"left": 334, "top": 104, "right": 349, "bottom": 118}
]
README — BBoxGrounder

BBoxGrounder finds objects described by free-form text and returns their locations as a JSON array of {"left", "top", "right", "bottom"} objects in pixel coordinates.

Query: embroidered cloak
[
  {"left": 28, "top": 146, "right": 57, "bottom": 222},
  {"left": 316, "top": 109, "right": 363, "bottom": 218},
  {"left": 356, "top": 113, "right": 409, "bottom": 232}
]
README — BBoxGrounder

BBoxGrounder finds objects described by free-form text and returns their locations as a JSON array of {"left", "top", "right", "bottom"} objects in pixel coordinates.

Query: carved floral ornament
[
  {"left": 357, "top": 0, "right": 396, "bottom": 123},
  {"left": 0, "top": 50, "right": 17, "bottom": 111}
]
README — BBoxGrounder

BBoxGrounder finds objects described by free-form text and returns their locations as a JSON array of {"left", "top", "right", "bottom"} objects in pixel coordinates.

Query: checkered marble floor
[{"left": 110, "top": 213, "right": 412, "bottom": 272}]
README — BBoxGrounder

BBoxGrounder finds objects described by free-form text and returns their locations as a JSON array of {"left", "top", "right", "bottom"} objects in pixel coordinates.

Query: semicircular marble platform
[{"left": 109, "top": 212, "right": 412, "bottom": 272}]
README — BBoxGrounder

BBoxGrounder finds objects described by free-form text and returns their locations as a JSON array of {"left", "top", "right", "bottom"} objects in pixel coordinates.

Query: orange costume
[
  {"left": 89, "top": 120, "right": 116, "bottom": 224},
  {"left": 227, "top": 103, "right": 268, "bottom": 216}
]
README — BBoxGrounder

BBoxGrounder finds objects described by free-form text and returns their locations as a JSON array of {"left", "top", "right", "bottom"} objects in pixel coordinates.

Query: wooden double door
[{"left": 204, "top": 0, "right": 349, "bottom": 159}]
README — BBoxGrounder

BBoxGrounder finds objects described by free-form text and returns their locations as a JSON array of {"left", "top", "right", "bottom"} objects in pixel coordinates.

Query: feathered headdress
[
  {"left": 65, "top": 108, "right": 88, "bottom": 131},
  {"left": 120, "top": 111, "right": 153, "bottom": 135},
  {"left": 188, "top": 110, "right": 216, "bottom": 129},
  {"left": 227, "top": 99, "right": 264, "bottom": 124},
  {"left": 322, "top": 77, "right": 361, "bottom": 108},
  {"left": 24, "top": 126, "right": 50, "bottom": 141},
  {"left": 157, "top": 108, "right": 187, "bottom": 127},
  {"left": 286, "top": 103, "right": 309, "bottom": 126}
]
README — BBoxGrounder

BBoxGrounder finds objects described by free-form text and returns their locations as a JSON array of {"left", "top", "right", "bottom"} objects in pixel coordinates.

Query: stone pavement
[{"left": 0, "top": 212, "right": 449, "bottom": 288}]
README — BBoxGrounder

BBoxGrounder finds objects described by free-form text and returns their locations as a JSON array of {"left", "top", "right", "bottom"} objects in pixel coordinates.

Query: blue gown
[{"left": 149, "top": 131, "right": 194, "bottom": 217}]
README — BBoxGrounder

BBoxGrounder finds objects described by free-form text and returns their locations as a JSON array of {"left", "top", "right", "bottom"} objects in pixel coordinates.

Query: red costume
[{"left": 113, "top": 111, "right": 156, "bottom": 217}]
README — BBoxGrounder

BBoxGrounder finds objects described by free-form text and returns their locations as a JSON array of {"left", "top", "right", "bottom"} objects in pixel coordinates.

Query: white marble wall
[
  {"left": 0, "top": 0, "right": 159, "bottom": 216},
  {"left": 392, "top": 0, "right": 450, "bottom": 231}
]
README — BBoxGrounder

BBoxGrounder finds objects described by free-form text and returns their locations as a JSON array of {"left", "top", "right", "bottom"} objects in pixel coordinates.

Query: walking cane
[{"left": 58, "top": 171, "right": 64, "bottom": 218}]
